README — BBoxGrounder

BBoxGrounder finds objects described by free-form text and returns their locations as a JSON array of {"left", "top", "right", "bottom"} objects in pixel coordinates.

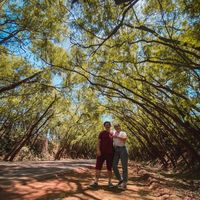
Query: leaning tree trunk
[{"left": 4, "top": 97, "right": 56, "bottom": 161}]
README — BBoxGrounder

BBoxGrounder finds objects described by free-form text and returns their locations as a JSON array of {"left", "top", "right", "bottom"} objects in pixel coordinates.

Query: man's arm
[
  {"left": 96, "top": 139, "right": 101, "bottom": 156},
  {"left": 114, "top": 132, "right": 127, "bottom": 141},
  {"left": 118, "top": 137, "right": 127, "bottom": 142}
]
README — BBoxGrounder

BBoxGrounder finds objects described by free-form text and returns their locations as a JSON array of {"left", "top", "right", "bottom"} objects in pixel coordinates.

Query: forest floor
[{"left": 0, "top": 159, "right": 199, "bottom": 200}]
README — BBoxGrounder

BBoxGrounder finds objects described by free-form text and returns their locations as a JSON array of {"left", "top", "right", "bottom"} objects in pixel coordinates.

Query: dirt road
[{"left": 0, "top": 160, "right": 199, "bottom": 200}]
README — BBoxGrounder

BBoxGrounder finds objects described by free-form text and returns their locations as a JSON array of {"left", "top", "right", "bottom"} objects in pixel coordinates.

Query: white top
[{"left": 113, "top": 131, "right": 127, "bottom": 147}]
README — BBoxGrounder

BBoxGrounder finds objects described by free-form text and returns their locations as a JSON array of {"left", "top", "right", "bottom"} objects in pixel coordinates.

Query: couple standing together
[{"left": 90, "top": 121, "right": 128, "bottom": 190}]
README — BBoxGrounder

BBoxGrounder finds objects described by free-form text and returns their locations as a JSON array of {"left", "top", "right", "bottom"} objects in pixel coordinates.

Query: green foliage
[{"left": 0, "top": 0, "right": 199, "bottom": 167}]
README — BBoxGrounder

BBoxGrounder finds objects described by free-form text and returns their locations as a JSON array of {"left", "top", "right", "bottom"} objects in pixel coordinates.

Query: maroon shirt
[{"left": 98, "top": 130, "right": 113, "bottom": 154}]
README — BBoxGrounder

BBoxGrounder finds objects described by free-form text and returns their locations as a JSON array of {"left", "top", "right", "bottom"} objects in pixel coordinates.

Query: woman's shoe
[{"left": 118, "top": 182, "right": 127, "bottom": 190}]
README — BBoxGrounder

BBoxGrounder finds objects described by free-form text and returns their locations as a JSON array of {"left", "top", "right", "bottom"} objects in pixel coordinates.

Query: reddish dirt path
[{"left": 0, "top": 160, "right": 199, "bottom": 200}]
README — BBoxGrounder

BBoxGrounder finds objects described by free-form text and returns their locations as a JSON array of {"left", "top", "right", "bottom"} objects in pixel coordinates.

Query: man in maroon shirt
[{"left": 89, "top": 121, "right": 114, "bottom": 188}]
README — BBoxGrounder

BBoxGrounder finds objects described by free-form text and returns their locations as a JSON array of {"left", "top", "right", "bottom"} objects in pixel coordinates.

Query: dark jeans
[{"left": 112, "top": 146, "right": 128, "bottom": 183}]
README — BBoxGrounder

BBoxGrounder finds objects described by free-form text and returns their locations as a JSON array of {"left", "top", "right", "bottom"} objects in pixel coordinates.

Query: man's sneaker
[
  {"left": 118, "top": 183, "right": 127, "bottom": 190},
  {"left": 89, "top": 182, "right": 98, "bottom": 188},
  {"left": 108, "top": 182, "right": 114, "bottom": 188}
]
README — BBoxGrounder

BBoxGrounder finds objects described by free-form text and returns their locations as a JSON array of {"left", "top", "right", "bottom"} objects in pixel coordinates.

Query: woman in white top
[{"left": 112, "top": 124, "right": 128, "bottom": 190}]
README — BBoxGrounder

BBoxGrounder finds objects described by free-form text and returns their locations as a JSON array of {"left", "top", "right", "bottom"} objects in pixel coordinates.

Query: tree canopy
[{"left": 0, "top": 0, "right": 199, "bottom": 169}]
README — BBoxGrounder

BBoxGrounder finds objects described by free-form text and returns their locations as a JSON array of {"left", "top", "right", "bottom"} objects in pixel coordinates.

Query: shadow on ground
[
  {"left": 0, "top": 160, "right": 199, "bottom": 200},
  {"left": 0, "top": 160, "right": 154, "bottom": 200}
]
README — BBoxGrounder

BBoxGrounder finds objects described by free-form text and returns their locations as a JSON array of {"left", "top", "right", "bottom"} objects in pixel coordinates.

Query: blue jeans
[{"left": 112, "top": 146, "right": 128, "bottom": 183}]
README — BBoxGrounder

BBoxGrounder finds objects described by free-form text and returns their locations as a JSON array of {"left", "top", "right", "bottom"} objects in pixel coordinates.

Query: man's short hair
[{"left": 103, "top": 121, "right": 111, "bottom": 126}]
